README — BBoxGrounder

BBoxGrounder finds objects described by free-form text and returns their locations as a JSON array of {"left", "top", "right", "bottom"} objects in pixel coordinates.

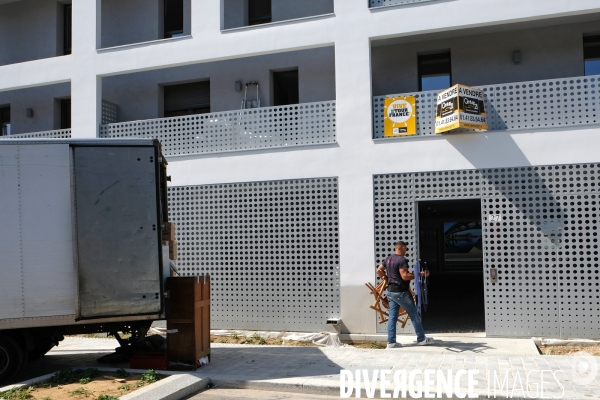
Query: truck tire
[{"left": 0, "top": 334, "right": 24, "bottom": 384}]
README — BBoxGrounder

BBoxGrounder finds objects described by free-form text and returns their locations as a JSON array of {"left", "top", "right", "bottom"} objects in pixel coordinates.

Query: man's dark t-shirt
[{"left": 382, "top": 254, "right": 410, "bottom": 292}]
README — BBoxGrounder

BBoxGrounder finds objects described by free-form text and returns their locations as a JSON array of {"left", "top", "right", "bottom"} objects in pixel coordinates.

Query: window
[
  {"left": 418, "top": 52, "right": 451, "bottom": 91},
  {"left": 164, "top": 81, "right": 210, "bottom": 117},
  {"left": 164, "top": 0, "right": 184, "bottom": 38},
  {"left": 0, "top": 106, "right": 10, "bottom": 136},
  {"left": 273, "top": 70, "right": 299, "bottom": 106},
  {"left": 63, "top": 4, "right": 72, "bottom": 55},
  {"left": 60, "top": 99, "right": 71, "bottom": 129},
  {"left": 584, "top": 35, "right": 600, "bottom": 76},
  {"left": 249, "top": 0, "right": 271, "bottom": 26}
]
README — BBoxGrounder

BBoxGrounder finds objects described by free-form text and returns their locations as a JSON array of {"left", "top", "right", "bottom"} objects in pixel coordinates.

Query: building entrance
[{"left": 417, "top": 199, "right": 485, "bottom": 333}]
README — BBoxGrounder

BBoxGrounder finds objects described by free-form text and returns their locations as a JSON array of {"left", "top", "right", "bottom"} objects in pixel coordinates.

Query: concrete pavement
[{"left": 5, "top": 336, "right": 600, "bottom": 399}]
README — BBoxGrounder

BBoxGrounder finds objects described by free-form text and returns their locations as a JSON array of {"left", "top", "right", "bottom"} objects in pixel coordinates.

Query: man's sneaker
[
  {"left": 387, "top": 342, "right": 403, "bottom": 349},
  {"left": 417, "top": 337, "right": 435, "bottom": 346}
]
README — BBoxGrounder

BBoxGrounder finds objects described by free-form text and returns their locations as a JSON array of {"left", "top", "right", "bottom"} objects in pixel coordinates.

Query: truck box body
[{"left": 0, "top": 139, "right": 168, "bottom": 331}]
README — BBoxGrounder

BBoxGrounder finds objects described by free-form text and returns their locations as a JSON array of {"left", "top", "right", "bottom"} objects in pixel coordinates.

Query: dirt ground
[
  {"left": 538, "top": 344, "right": 600, "bottom": 356},
  {"left": 0, "top": 369, "right": 162, "bottom": 400},
  {"left": 211, "top": 334, "right": 317, "bottom": 347}
]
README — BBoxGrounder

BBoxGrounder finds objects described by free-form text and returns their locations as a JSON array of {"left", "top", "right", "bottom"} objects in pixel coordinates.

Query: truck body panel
[
  {"left": 0, "top": 144, "right": 76, "bottom": 320},
  {"left": 74, "top": 146, "right": 162, "bottom": 319},
  {"left": 0, "top": 139, "right": 166, "bottom": 330}
]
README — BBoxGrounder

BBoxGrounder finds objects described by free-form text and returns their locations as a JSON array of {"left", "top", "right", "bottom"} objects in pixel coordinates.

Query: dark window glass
[
  {"left": 273, "top": 70, "right": 299, "bottom": 106},
  {"left": 584, "top": 35, "right": 600, "bottom": 76},
  {"left": 0, "top": 106, "right": 10, "bottom": 136},
  {"left": 418, "top": 52, "right": 451, "bottom": 91},
  {"left": 60, "top": 99, "right": 71, "bottom": 129},
  {"left": 249, "top": 0, "right": 272, "bottom": 26},
  {"left": 64, "top": 4, "right": 72, "bottom": 55},
  {"left": 164, "top": 81, "right": 210, "bottom": 117},
  {"left": 164, "top": 0, "right": 184, "bottom": 38}
]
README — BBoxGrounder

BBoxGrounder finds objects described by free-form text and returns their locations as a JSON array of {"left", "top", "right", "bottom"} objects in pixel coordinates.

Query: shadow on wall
[{"left": 445, "top": 131, "right": 563, "bottom": 240}]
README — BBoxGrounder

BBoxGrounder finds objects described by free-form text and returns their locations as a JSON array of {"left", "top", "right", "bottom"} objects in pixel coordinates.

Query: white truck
[{"left": 0, "top": 138, "right": 172, "bottom": 383}]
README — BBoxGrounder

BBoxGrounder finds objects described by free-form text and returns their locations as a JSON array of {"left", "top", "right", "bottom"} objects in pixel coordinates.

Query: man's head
[{"left": 394, "top": 241, "right": 408, "bottom": 256}]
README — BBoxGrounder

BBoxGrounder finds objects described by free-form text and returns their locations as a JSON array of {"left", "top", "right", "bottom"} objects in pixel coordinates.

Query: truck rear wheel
[{"left": 0, "top": 334, "right": 24, "bottom": 384}]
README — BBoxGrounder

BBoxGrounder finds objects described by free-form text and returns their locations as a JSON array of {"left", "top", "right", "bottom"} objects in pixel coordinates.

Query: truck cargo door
[{"left": 73, "top": 146, "right": 163, "bottom": 319}]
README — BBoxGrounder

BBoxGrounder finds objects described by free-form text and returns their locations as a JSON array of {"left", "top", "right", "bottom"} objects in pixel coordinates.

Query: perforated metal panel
[
  {"left": 374, "top": 163, "right": 600, "bottom": 338},
  {"left": 100, "top": 101, "right": 336, "bottom": 157},
  {"left": 3, "top": 129, "right": 71, "bottom": 139},
  {"left": 168, "top": 177, "right": 340, "bottom": 331},
  {"left": 369, "top": 0, "right": 437, "bottom": 8},
  {"left": 102, "top": 100, "right": 119, "bottom": 124},
  {"left": 373, "top": 74, "right": 600, "bottom": 138}
]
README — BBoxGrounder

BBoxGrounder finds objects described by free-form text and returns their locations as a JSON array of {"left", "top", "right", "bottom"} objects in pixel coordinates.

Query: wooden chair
[{"left": 365, "top": 278, "right": 415, "bottom": 328}]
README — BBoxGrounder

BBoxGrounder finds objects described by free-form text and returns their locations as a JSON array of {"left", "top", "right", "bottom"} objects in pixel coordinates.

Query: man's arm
[
  {"left": 399, "top": 267, "right": 429, "bottom": 281},
  {"left": 376, "top": 264, "right": 386, "bottom": 279},
  {"left": 399, "top": 267, "right": 415, "bottom": 281}
]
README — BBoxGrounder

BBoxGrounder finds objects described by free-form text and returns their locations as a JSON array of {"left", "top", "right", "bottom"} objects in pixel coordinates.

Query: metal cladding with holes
[
  {"left": 2, "top": 129, "right": 71, "bottom": 139},
  {"left": 167, "top": 177, "right": 340, "bottom": 331},
  {"left": 100, "top": 101, "right": 337, "bottom": 157},
  {"left": 374, "top": 164, "right": 600, "bottom": 338},
  {"left": 373, "top": 74, "right": 600, "bottom": 138},
  {"left": 369, "top": 0, "right": 437, "bottom": 7},
  {"left": 102, "top": 100, "right": 119, "bottom": 125}
]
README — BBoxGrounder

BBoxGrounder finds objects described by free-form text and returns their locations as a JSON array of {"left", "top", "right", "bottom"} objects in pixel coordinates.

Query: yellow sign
[
  {"left": 384, "top": 96, "right": 416, "bottom": 137},
  {"left": 435, "top": 84, "right": 488, "bottom": 134}
]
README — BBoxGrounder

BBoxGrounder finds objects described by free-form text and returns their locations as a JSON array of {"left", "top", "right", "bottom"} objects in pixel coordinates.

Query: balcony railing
[
  {"left": 369, "top": 0, "right": 437, "bottom": 8},
  {"left": 373, "top": 74, "right": 600, "bottom": 138},
  {"left": 1, "top": 129, "right": 72, "bottom": 139},
  {"left": 99, "top": 101, "right": 336, "bottom": 157}
]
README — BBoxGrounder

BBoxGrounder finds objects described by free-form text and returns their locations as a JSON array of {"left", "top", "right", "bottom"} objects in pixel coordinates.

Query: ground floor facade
[{"left": 167, "top": 156, "right": 600, "bottom": 339}]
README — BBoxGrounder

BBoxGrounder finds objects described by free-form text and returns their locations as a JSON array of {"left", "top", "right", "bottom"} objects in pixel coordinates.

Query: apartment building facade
[{"left": 1, "top": 0, "right": 599, "bottom": 339}]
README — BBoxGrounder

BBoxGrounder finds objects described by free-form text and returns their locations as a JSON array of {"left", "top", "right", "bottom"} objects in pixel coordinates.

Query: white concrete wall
[
  {"left": 102, "top": 47, "right": 335, "bottom": 121},
  {"left": 0, "top": 83, "right": 70, "bottom": 134},
  {"left": 371, "top": 21, "right": 594, "bottom": 96},
  {"left": 0, "top": 0, "right": 62, "bottom": 67}
]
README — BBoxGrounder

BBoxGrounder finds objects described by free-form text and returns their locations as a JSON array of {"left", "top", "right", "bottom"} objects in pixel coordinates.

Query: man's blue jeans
[{"left": 386, "top": 290, "right": 425, "bottom": 344}]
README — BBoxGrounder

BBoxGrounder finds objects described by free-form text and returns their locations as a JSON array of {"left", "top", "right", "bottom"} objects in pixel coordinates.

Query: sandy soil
[
  {"left": 211, "top": 334, "right": 317, "bottom": 347},
  {"left": 538, "top": 344, "right": 600, "bottom": 356},
  {"left": 0, "top": 370, "right": 162, "bottom": 400}
]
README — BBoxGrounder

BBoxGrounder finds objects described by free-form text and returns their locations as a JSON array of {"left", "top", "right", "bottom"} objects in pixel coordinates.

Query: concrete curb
[
  {"left": 120, "top": 374, "right": 209, "bottom": 400},
  {"left": 210, "top": 377, "right": 566, "bottom": 400},
  {"left": 0, "top": 367, "right": 205, "bottom": 400}
]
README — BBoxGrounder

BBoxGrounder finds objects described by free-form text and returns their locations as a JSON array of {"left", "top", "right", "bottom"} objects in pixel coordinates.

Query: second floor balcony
[
  {"left": 99, "top": 101, "right": 336, "bottom": 157},
  {"left": 373, "top": 74, "right": 600, "bottom": 138}
]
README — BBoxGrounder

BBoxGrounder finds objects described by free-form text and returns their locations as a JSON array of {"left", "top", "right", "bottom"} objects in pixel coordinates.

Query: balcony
[
  {"left": 99, "top": 101, "right": 336, "bottom": 157},
  {"left": 369, "top": 0, "right": 437, "bottom": 9},
  {"left": 373, "top": 74, "right": 600, "bottom": 139},
  {"left": 1, "top": 129, "right": 71, "bottom": 139}
]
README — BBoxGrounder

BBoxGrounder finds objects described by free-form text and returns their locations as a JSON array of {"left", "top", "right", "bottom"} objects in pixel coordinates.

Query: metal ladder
[{"left": 241, "top": 82, "right": 260, "bottom": 109}]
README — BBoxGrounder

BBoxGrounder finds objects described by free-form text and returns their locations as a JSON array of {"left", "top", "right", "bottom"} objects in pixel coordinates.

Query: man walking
[{"left": 376, "top": 241, "right": 434, "bottom": 348}]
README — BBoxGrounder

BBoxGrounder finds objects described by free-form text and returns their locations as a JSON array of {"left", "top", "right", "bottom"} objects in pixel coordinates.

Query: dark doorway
[
  {"left": 273, "top": 69, "right": 299, "bottom": 106},
  {"left": 164, "top": 81, "right": 211, "bottom": 117},
  {"left": 417, "top": 199, "right": 485, "bottom": 332},
  {"left": 248, "top": 0, "right": 272, "bottom": 26},
  {"left": 164, "top": 0, "right": 184, "bottom": 38},
  {"left": 60, "top": 99, "right": 71, "bottom": 129},
  {"left": 0, "top": 106, "right": 10, "bottom": 136}
]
